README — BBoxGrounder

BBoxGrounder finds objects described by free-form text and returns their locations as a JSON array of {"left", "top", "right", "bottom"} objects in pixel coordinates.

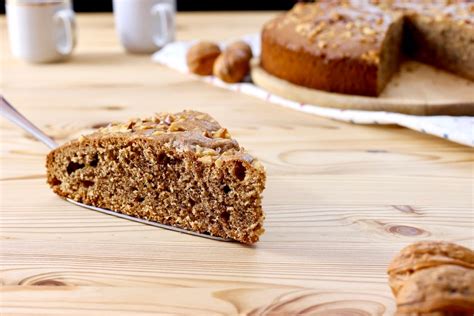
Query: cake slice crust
[{"left": 46, "top": 111, "right": 265, "bottom": 244}]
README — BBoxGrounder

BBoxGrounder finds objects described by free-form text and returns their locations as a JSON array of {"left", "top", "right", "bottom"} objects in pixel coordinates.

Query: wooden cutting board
[{"left": 251, "top": 59, "right": 474, "bottom": 116}]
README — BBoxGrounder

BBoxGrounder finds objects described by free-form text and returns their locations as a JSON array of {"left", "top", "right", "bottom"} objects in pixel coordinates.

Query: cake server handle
[{"left": 0, "top": 95, "right": 59, "bottom": 150}]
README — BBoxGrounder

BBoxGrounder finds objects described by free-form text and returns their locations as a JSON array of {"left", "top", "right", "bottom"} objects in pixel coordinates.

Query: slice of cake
[
  {"left": 46, "top": 111, "right": 266, "bottom": 244},
  {"left": 261, "top": 1, "right": 404, "bottom": 96}
]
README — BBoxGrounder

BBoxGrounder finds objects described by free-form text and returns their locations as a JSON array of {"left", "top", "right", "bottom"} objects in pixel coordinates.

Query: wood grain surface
[
  {"left": 1, "top": 13, "right": 473, "bottom": 315},
  {"left": 251, "top": 59, "right": 474, "bottom": 116}
]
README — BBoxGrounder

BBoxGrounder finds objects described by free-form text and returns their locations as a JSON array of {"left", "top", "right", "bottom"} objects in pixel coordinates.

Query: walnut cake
[
  {"left": 261, "top": 0, "right": 474, "bottom": 96},
  {"left": 46, "top": 111, "right": 266, "bottom": 244}
]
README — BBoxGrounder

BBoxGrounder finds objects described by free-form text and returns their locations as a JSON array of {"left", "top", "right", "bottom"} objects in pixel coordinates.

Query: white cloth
[{"left": 152, "top": 34, "right": 474, "bottom": 147}]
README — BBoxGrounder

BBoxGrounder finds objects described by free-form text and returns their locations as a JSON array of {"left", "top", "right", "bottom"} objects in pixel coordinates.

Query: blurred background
[{"left": 0, "top": 0, "right": 298, "bottom": 13}]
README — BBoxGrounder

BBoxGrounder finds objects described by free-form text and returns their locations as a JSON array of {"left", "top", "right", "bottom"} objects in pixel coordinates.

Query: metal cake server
[{"left": 0, "top": 95, "right": 232, "bottom": 242}]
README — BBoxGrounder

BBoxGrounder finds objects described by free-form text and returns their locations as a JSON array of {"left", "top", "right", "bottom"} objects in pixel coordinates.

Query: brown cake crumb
[{"left": 46, "top": 111, "right": 266, "bottom": 244}]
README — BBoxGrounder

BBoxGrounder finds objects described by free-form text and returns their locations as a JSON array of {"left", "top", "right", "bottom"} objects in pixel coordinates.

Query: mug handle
[
  {"left": 151, "top": 3, "right": 174, "bottom": 47},
  {"left": 54, "top": 9, "right": 76, "bottom": 55}
]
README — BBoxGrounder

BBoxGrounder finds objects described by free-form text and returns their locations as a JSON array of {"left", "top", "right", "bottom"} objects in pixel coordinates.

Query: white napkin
[{"left": 152, "top": 34, "right": 474, "bottom": 147}]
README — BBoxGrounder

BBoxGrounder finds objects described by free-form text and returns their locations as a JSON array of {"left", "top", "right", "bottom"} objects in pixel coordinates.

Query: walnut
[
  {"left": 108, "top": 124, "right": 132, "bottom": 134},
  {"left": 434, "top": 14, "right": 444, "bottom": 22},
  {"left": 387, "top": 241, "right": 474, "bottom": 314},
  {"left": 362, "top": 26, "right": 376, "bottom": 36},
  {"left": 163, "top": 114, "right": 175, "bottom": 125},
  {"left": 396, "top": 265, "right": 474, "bottom": 315},
  {"left": 186, "top": 41, "right": 222, "bottom": 76},
  {"left": 226, "top": 41, "right": 253, "bottom": 60},
  {"left": 136, "top": 123, "right": 155, "bottom": 131},
  {"left": 329, "top": 12, "right": 342, "bottom": 22},
  {"left": 214, "top": 158, "right": 224, "bottom": 168},
  {"left": 252, "top": 160, "right": 265, "bottom": 171},
  {"left": 308, "top": 21, "right": 326, "bottom": 40},
  {"left": 168, "top": 121, "right": 185, "bottom": 132},
  {"left": 197, "top": 155, "right": 213, "bottom": 165},
  {"left": 295, "top": 23, "right": 311, "bottom": 35},
  {"left": 151, "top": 130, "right": 164, "bottom": 136},
  {"left": 213, "top": 41, "right": 252, "bottom": 83},
  {"left": 213, "top": 128, "right": 231, "bottom": 139}
]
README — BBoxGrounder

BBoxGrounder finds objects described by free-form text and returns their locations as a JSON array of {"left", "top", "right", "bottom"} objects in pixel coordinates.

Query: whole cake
[
  {"left": 46, "top": 111, "right": 266, "bottom": 244},
  {"left": 261, "top": 0, "right": 474, "bottom": 97}
]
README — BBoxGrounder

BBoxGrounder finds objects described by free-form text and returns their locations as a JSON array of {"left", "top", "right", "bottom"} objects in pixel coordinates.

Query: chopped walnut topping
[
  {"left": 137, "top": 124, "right": 155, "bottom": 131},
  {"left": 329, "top": 12, "right": 343, "bottom": 22},
  {"left": 362, "top": 26, "right": 376, "bottom": 36},
  {"left": 215, "top": 158, "right": 224, "bottom": 168},
  {"left": 169, "top": 120, "right": 186, "bottom": 132},
  {"left": 126, "top": 120, "right": 136, "bottom": 129},
  {"left": 434, "top": 14, "right": 444, "bottom": 22},
  {"left": 295, "top": 22, "right": 311, "bottom": 35},
  {"left": 163, "top": 114, "right": 175, "bottom": 125},
  {"left": 317, "top": 40, "right": 327, "bottom": 49},
  {"left": 197, "top": 155, "right": 213, "bottom": 165},
  {"left": 292, "top": 3, "right": 305, "bottom": 14},
  {"left": 107, "top": 124, "right": 132, "bottom": 134},
  {"left": 252, "top": 160, "right": 265, "bottom": 171},
  {"left": 308, "top": 21, "right": 326, "bottom": 40},
  {"left": 213, "top": 128, "right": 231, "bottom": 139},
  {"left": 361, "top": 50, "right": 380, "bottom": 64},
  {"left": 326, "top": 30, "right": 336, "bottom": 38},
  {"left": 195, "top": 144, "right": 217, "bottom": 157},
  {"left": 152, "top": 130, "right": 164, "bottom": 136},
  {"left": 419, "top": 15, "right": 433, "bottom": 24}
]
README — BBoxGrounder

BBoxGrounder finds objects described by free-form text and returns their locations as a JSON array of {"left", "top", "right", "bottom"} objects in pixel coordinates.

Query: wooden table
[{"left": 1, "top": 13, "right": 473, "bottom": 315}]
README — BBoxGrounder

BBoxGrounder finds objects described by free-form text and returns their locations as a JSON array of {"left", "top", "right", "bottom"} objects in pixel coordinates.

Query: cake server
[{"left": 0, "top": 95, "right": 232, "bottom": 242}]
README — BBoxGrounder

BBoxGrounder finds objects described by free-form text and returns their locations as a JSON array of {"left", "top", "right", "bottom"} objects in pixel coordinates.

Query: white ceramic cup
[
  {"left": 113, "top": 0, "right": 176, "bottom": 54},
  {"left": 6, "top": 0, "right": 76, "bottom": 63}
]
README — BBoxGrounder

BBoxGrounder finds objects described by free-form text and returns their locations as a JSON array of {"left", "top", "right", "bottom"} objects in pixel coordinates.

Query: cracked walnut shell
[
  {"left": 388, "top": 241, "right": 474, "bottom": 315},
  {"left": 388, "top": 241, "right": 474, "bottom": 296}
]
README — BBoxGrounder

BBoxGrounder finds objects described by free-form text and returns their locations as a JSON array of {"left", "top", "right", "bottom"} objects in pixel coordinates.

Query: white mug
[
  {"left": 6, "top": 0, "right": 76, "bottom": 63},
  {"left": 113, "top": 0, "right": 176, "bottom": 54}
]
